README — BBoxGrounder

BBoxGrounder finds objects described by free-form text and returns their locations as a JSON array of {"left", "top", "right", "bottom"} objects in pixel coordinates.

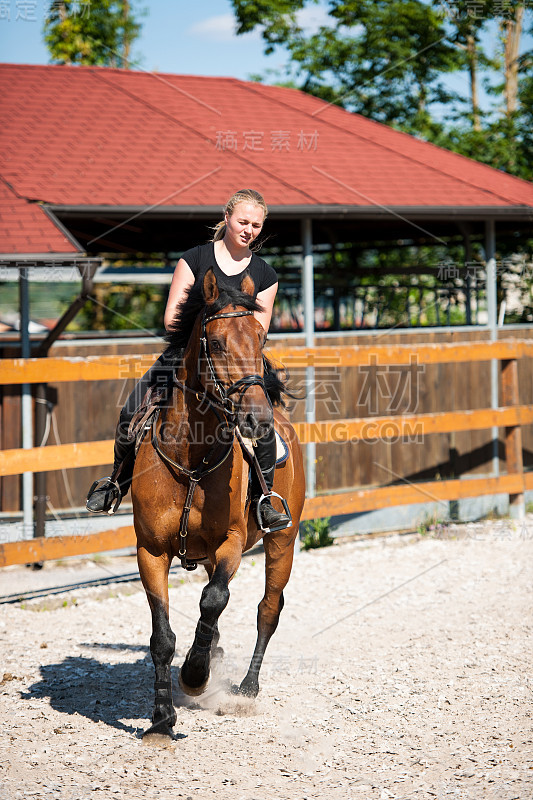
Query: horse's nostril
[
  {"left": 240, "top": 417, "right": 273, "bottom": 440},
  {"left": 257, "top": 421, "right": 273, "bottom": 439},
  {"left": 245, "top": 413, "right": 258, "bottom": 433},
  {"left": 239, "top": 412, "right": 270, "bottom": 439}
]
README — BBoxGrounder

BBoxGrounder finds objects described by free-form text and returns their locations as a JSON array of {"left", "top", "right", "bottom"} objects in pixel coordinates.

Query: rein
[{"left": 153, "top": 306, "right": 269, "bottom": 571}]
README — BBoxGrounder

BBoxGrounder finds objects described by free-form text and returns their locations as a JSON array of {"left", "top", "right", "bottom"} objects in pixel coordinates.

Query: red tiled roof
[
  {"left": 1, "top": 63, "right": 532, "bottom": 214},
  {"left": 0, "top": 177, "right": 80, "bottom": 255},
  {"left": 252, "top": 82, "right": 533, "bottom": 207}
]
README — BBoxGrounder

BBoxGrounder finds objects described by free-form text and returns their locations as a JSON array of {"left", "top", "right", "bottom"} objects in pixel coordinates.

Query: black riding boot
[
  {"left": 86, "top": 421, "right": 135, "bottom": 514},
  {"left": 252, "top": 427, "right": 291, "bottom": 533}
]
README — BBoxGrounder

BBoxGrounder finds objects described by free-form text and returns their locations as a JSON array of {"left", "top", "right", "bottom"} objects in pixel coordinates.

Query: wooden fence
[
  {"left": 3, "top": 328, "right": 533, "bottom": 510},
  {"left": 0, "top": 339, "right": 532, "bottom": 567}
]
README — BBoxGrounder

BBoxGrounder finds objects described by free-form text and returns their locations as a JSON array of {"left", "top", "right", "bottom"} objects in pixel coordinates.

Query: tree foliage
[
  {"left": 44, "top": 0, "right": 143, "bottom": 66},
  {"left": 70, "top": 283, "right": 166, "bottom": 331},
  {"left": 231, "top": 0, "right": 533, "bottom": 179}
]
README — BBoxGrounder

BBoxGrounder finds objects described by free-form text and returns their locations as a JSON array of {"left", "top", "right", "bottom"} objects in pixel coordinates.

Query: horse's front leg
[
  {"left": 179, "top": 536, "right": 242, "bottom": 696},
  {"left": 203, "top": 563, "right": 224, "bottom": 661},
  {"left": 137, "top": 545, "right": 177, "bottom": 735},
  {"left": 238, "top": 527, "right": 297, "bottom": 698}
]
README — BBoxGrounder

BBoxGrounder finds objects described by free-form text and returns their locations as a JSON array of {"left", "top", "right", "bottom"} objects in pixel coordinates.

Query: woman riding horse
[
  {"left": 86, "top": 189, "right": 290, "bottom": 533},
  {"left": 131, "top": 263, "right": 304, "bottom": 734}
]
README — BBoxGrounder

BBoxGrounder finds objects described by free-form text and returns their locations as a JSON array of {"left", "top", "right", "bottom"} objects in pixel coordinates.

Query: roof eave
[
  {"left": 46, "top": 203, "right": 533, "bottom": 221},
  {"left": 0, "top": 253, "right": 102, "bottom": 264},
  {"left": 40, "top": 205, "right": 86, "bottom": 252}
]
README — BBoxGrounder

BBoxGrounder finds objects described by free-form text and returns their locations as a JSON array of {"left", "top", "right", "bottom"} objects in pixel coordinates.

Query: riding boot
[
  {"left": 86, "top": 422, "right": 136, "bottom": 514},
  {"left": 252, "top": 427, "right": 291, "bottom": 533}
]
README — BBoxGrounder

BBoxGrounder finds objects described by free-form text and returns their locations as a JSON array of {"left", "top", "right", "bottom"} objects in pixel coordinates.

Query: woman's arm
[
  {"left": 164, "top": 258, "right": 195, "bottom": 331},
  {"left": 255, "top": 282, "right": 278, "bottom": 333}
]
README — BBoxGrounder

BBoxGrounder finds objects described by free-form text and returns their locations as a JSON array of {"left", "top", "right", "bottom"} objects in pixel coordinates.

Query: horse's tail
[{"left": 263, "top": 354, "right": 303, "bottom": 408}]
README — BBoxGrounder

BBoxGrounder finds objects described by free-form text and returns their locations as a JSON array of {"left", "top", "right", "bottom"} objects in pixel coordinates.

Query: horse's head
[{"left": 199, "top": 268, "right": 273, "bottom": 439}]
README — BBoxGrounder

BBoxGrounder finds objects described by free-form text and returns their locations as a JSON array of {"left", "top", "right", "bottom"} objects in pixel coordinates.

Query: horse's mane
[
  {"left": 163, "top": 280, "right": 296, "bottom": 407},
  {"left": 163, "top": 281, "right": 262, "bottom": 355}
]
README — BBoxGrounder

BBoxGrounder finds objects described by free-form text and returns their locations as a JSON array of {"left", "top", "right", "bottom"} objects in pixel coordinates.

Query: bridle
[{"left": 195, "top": 308, "right": 271, "bottom": 419}]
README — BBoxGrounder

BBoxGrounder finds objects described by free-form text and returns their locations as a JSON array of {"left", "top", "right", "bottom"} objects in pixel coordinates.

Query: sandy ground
[{"left": 0, "top": 517, "right": 532, "bottom": 800}]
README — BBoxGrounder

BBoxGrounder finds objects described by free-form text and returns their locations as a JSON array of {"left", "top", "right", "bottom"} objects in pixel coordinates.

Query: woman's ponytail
[{"left": 212, "top": 220, "right": 226, "bottom": 241}]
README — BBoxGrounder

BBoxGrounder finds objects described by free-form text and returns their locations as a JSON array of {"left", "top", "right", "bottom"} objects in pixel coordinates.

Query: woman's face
[{"left": 225, "top": 202, "right": 265, "bottom": 249}]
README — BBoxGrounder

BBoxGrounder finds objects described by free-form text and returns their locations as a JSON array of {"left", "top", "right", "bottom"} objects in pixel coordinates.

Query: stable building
[{"left": 1, "top": 63, "right": 532, "bottom": 533}]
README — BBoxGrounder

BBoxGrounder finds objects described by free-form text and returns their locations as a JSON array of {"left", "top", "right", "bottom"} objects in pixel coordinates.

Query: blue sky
[
  {"left": 0, "top": 0, "right": 287, "bottom": 77},
  {"left": 0, "top": 0, "right": 531, "bottom": 117}
]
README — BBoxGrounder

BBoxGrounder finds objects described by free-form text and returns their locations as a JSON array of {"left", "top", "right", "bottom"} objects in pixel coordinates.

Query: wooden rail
[
  {"left": 0, "top": 526, "right": 136, "bottom": 568},
  {"left": 2, "top": 340, "right": 533, "bottom": 384},
  {"left": 2, "top": 405, "right": 533, "bottom": 478},
  {"left": 0, "top": 339, "right": 531, "bottom": 566},
  {"left": 1, "top": 471, "right": 532, "bottom": 569}
]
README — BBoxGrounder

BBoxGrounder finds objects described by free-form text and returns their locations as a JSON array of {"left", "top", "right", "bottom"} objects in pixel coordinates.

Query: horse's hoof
[
  {"left": 143, "top": 720, "right": 174, "bottom": 738},
  {"left": 178, "top": 669, "right": 210, "bottom": 697},
  {"left": 236, "top": 679, "right": 259, "bottom": 698}
]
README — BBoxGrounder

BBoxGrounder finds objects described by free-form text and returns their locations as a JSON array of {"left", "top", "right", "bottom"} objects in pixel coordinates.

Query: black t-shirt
[{"left": 181, "top": 242, "right": 278, "bottom": 297}]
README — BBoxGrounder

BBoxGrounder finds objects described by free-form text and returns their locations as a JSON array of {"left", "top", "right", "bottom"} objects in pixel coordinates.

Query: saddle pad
[{"left": 241, "top": 430, "right": 289, "bottom": 466}]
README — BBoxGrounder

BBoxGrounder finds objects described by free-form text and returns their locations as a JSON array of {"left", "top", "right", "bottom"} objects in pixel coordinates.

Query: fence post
[
  {"left": 19, "top": 266, "right": 34, "bottom": 540},
  {"left": 485, "top": 219, "right": 500, "bottom": 477},
  {"left": 500, "top": 357, "right": 525, "bottom": 519},
  {"left": 301, "top": 218, "right": 315, "bottom": 499}
]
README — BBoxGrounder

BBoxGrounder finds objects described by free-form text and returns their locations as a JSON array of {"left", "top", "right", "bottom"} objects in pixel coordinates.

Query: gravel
[{"left": 0, "top": 517, "right": 531, "bottom": 800}]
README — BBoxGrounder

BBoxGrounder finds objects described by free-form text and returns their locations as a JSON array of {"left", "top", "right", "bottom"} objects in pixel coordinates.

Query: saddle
[
  {"left": 127, "top": 384, "right": 167, "bottom": 454},
  {"left": 240, "top": 431, "right": 289, "bottom": 466}
]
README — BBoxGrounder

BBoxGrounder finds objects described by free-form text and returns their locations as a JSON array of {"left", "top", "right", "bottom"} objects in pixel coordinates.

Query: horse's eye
[{"left": 210, "top": 338, "right": 224, "bottom": 353}]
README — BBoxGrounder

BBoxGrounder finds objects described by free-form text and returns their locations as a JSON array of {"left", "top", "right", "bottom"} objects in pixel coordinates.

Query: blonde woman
[{"left": 87, "top": 189, "right": 290, "bottom": 532}]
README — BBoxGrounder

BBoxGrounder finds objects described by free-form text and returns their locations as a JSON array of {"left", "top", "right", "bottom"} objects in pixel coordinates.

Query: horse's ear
[
  {"left": 203, "top": 268, "right": 219, "bottom": 304},
  {"left": 240, "top": 271, "right": 255, "bottom": 297}
]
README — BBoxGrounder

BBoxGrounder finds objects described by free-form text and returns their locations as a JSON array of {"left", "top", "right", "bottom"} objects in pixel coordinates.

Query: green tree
[
  {"left": 44, "top": 0, "right": 143, "bottom": 66},
  {"left": 231, "top": 0, "right": 533, "bottom": 179},
  {"left": 71, "top": 283, "right": 166, "bottom": 332},
  {"left": 516, "top": 66, "right": 533, "bottom": 175},
  {"left": 439, "top": 1, "right": 495, "bottom": 131},
  {"left": 232, "top": 0, "right": 463, "bottom": 135},
  {"left": 499, "top": 1, "right": 527, "bottom": 117},
  {"left": 437, "top": 2, "right": 532, "bottom": 178}
]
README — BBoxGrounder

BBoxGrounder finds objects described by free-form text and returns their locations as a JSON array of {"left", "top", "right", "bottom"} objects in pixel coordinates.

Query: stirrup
[
  {"left": 256, "top": 491, "right": 292, "bottom": 533},
  {"left": 86, "top": 476, "right": 121, "bottom": 515}
]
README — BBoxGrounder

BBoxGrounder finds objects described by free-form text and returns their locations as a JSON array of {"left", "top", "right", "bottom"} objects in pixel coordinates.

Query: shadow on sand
[
  {"left": 21, "top": 642, "right": 253, "bottom": 737},
  {"left": 21, "top": 643, "right": 186, "bottom": 738}
]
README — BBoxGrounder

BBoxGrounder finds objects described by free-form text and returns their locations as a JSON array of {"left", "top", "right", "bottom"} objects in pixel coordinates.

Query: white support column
[
  {"left": 19, "top": 266, "right": 34, "bottom": 539},
  {"left": 485, "top": 220, "right": 499, "bottom": 477},
  {"left": 301, "top": 218, "right": 316, "bottom": 500}
]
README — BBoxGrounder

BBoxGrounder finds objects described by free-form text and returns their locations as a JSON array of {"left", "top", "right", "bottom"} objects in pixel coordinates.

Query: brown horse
[{"left": 132, "top": 268, "right": 305, "bottom": 736}]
